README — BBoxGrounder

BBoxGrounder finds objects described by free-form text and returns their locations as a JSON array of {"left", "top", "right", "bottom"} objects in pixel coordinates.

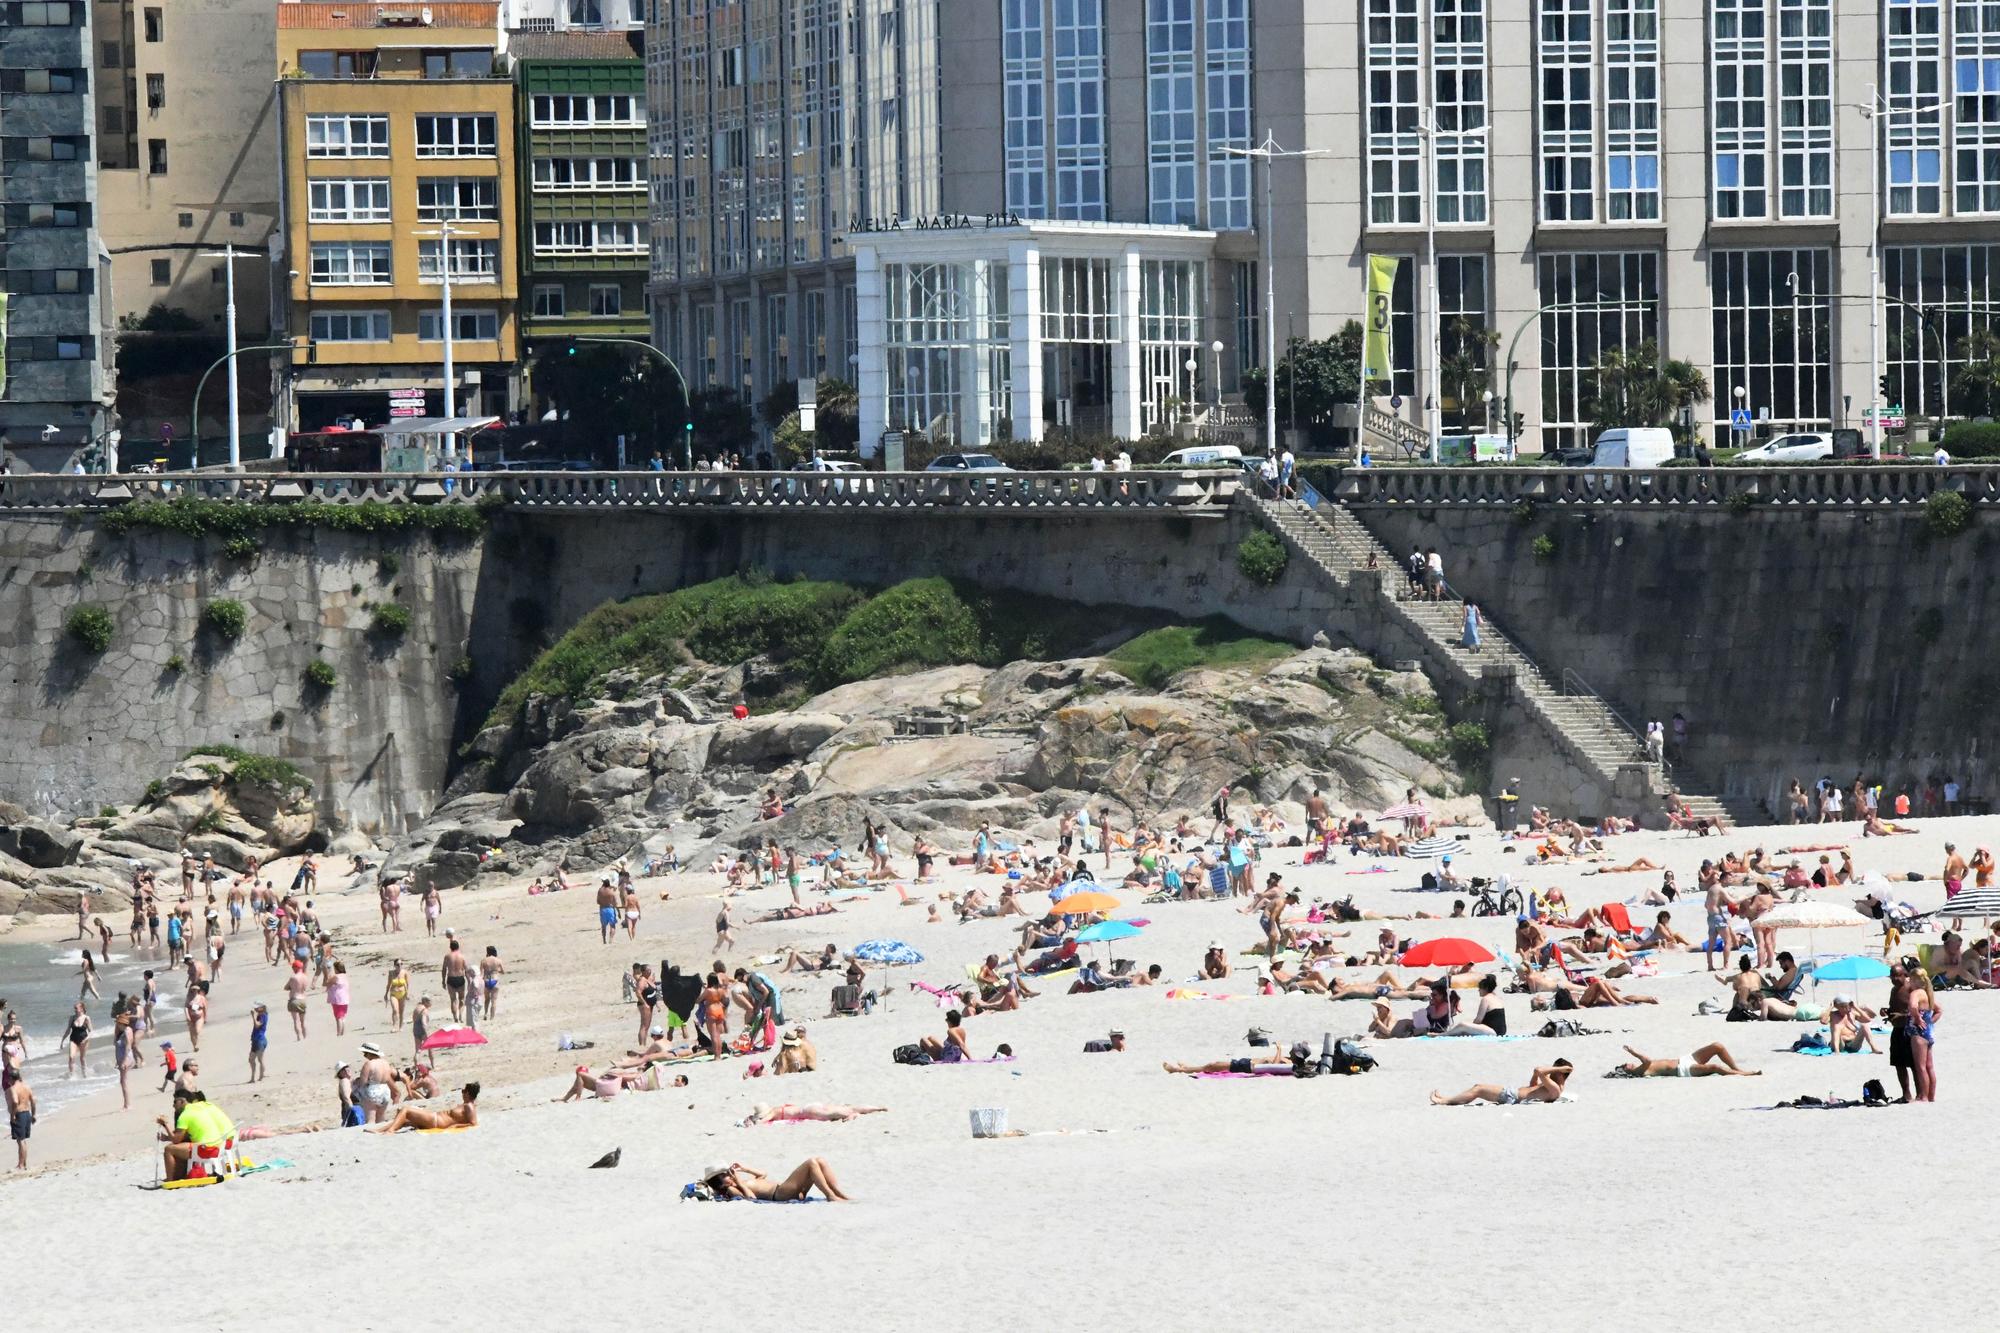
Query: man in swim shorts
[
  {"left": 440, "top": 940, "right": 471, "bottom": 1022},
  {"left": 596, "top": 876, "right": 619, "bottom": 944},
  {"left": 7, "top": 1061, "right": 33, "bottom": 1169},
  {"left": 1612, "top": 1043, "right": 1760, "bottom": 1078}
]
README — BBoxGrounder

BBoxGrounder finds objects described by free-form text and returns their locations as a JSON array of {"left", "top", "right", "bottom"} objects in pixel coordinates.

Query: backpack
[
  {"left": 1324, "top": 1038, "right": 1376, "bottom": 1075},
  {"left": 1420, "top": 871, "right": 1439, "bottom": 893},
  {"left": 891, "top": 1043, "right": 931, "bottom": 1066}
]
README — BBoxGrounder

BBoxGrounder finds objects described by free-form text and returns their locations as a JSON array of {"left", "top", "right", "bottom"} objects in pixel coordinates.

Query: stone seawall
[
  {"left": 1348, "top": 502, "right": 1997, "bottom": 812},
  {"left": 0, "top": 515, "right": 480, "bottom": 832}
]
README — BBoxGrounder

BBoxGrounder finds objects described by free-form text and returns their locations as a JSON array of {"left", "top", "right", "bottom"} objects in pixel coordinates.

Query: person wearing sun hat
[
  {"left": 1201, "top": 941, "right": 1230, "bottom": 979},
  {"left": 355, "top": 1043, "right": 397, "bottom": 1124}
]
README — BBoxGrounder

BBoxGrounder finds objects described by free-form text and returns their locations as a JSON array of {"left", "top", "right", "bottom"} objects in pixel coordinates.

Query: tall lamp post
[
  {"left": 412, "top": 220, "right": 466, "bottom": 434},
  {"left": 1210, "top": 338, "right": 1224, "bottom": 411},
  {"left": 200, "top": 244, "right": 259, "bottom": 469},
  {"left": 1859, "top": 85, "right": 1943, "bottom": 458},
  {"left": 1219, "top": 132, "right": 1333, "bottom": 461}
]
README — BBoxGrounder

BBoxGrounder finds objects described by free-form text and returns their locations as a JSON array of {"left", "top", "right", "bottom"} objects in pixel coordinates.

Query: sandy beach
[{"left": 2, "top": 810, "right": 1994, "bottom": 1331}]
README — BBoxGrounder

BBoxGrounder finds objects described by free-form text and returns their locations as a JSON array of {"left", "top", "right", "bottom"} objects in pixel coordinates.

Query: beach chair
[
  {"left": 909, "top": 979, "right": 957, "bottom": 1007},
  {"left": 1595, "top": 903, "right": 1637, "bottom": 939},
  {"left": 828, "top": 984, "right": 872, "bottom": 1017},
  {"left": 188, "top": 1135, "right": 241, "bottom": 1181}
]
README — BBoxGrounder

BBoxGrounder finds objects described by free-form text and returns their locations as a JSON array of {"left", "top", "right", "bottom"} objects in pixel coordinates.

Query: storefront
[{"left": 850, "top": 219, "right": 1218, "bottom": 455}]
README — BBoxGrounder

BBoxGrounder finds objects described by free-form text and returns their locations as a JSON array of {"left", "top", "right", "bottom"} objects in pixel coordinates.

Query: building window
[
  {"left": 146, "top": 73, "right": 164, "bottom": 109},
  {"left": 1367, "top": 0, "right": 1423, "bottom": 224},
  {"left": 102, "top": 41, "right": 120, "bottom": 66},
  {"left": 308, "top": 242, "right": 392, "bottom": 285},
  {"left": 591, "top": 285, "right": 624, "bottom": 317},
  {"left": 1953, "top": 0, "right": 2000, "bottom": 214},
  {"left": 422, "top": 49, "right": 493, "bottom": 78},
  {"left": 532, "top": 221, "right": 643, "bottom": 254},
  {"left": 763, "top": 291, "right": 789, "bottom": 385},
  {"left": 1711, "top": 0, "right": 1768, "bottom": 219},
  {"left": 16, "top": 2, "right": 74, "bottom": 25},
  {"left": 298, "top": 49, "right": 378, "bottom": 77},
  {"left": 419, "top": 308, "right": 499, "bottom": 341},
  {"left": 1052, "top": 0, "right": 1107, "bottom": 220},
  {"left": 1040, "top": 257, "right": 1118, "bottom": 342},
  {"left": 308, "top": 310, "right": 390, "bottom": 342},
  {"left": 16, "top": 136, "right": 83, "bottom": 161},
  {"left": 229, "top": 210, "right": 245, "bottom": 227},
  {"left": 1711, "top": 248, "right": 1832, "bottom": 431},
  {"left": 1146, "top": 0, "right": 1198, "bottom": 227},
  {"left": 11, "top": 267, "right": 87, "bottom": 294},
  {"left": 1536, "top": 251, "right": 1661, "bottom": 448},
  {"left": 307, "top": 178, "right": 392, "bottom": 224},
  {"left": 6, "top": 68, "right": 80, "bottom": 93},
  {"left": 306, "top": 114, "right": 389, "bottom": 158},
  {"left": 1604, "top": 0, "right": 1660, "bottom": 220},
  {"left": 1439, "top": 253, "right": 1492, "bottom": 428},
  {"left": 1206, "top": 0, "right": 1252, "bottom": 229},
  {"left": 147, "top": 139, "right": 168, "bottom": 174},
  {"left": 16, "top": 202, "right": 82, "bottom": 226},
  {"left": 1885, "top": 0, "right": 1945, "bottom": 216},
  {"left": 55, "top": 338, "right": 87, "bottom": 359},
  {"left": 694, "top": 302, "right": 716, "bottom": 388},
  {"left": 529, "top": 94, "right": 641, "bottom": 127},
  {"left": 414, "top": 114, "right": 497, "bottom": 158},
  {"left": 1432, "top": 0, "right": 1489, "bottom": 224},
  {"left": 883, "top": 261, "right": 1012, "bottom": 447},
  {"left": 1537, "top": 0, "right": 1593, "bottom": 221},
  {"left": 532, "top": 284, "right": 566, "bottom": 318},
  {"left": 531, "top": 157, "right": 643, "bottom": 191},
  {"left": 1003, "top": 0, "right": 1047, "bottom": 216},
  {"left": 1885, "top": 243, "right": 2000, "bottom": 416},
  {"left": 150, "top": 258, "right": 170, "bottom": 286},
  {"left": 1776, "top": 0, "right": 1833, "bottom": 218},
  {"left": 415, "top": 176, "right": 498, "bottom": 221},
  {"left": 177, "top": 211, "right": 193, "bottom": 228},
  {"left": 143, "top": 5, "right": 161, "bottom": 40},
  {"left": 1139, "top": 259, "right": 1205, "bottom": 431},
  {"left": 802, "top": 287, "right": 827, "bottom": 375},
  {"left": 416, "top": 239, "right": 499, "bottom": 281},
  {"left": 1234, "top": 259, "right": 1260, "bottom": 378}
]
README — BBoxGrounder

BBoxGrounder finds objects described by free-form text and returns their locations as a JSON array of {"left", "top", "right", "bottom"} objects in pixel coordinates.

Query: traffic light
[{"left": 1509, "top": 411, "right": 1525, "bottom": 439}]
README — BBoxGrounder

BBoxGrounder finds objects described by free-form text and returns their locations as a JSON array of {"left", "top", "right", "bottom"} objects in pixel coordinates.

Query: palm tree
[
  {"left": 1951, "top": 327, "right": 2000, "bottom": 420},
  {"left": 1584, "top": 341, "right": 1710, "bottom": 437},
  {"left": 1439, "top": 316, "right": 1501, "bottom": 431}
]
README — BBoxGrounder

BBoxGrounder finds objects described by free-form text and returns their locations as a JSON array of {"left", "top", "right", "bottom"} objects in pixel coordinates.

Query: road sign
[
  {"left": 1730, "top": 408, "right": 1753, "bottom": 430},
  {"left": 1866, "top": 404, "right": 1907, "bottom": 430}
]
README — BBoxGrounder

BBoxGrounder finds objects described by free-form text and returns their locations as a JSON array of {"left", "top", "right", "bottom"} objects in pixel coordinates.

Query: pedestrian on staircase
[
  {"left": 1460, "top": 602, "right": 1482, "bottom": 652},
  {"left": 1645, "top": 721, "right": 1665, "bottom": 764},
  {"left": 1424, "top": 549, "right": 1444, "bottom": 600},
  {"left": 1406, "top": 546, "right": 1425, "bottom": 597}
]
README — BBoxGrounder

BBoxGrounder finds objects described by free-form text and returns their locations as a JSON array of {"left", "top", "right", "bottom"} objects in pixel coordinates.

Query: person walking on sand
[
  {"left": 700, "top": 973, "right": 731, "bottom": 1057},
  {"left": 441, "top": 940, "right": 471, "bottom": 1022},
  {"left": 411, "top": 995, "right": 433, "bottom": 1062},
  {"left": 621, "top": 879, "right": 642, "bottom": 940},
  {"left": 1943, "top": 843, "right": 1969, "bottom": 931},
  {"left": 247, "top": 1003, "right": 268, "bottom": 1083},
  {"left": 1704, "top": 869, "right": 1730, "bottom": 972},
  {"left": 715, "top": 902, "right": 735, "bottom": 953},
  {"left": 326, "top": 961, "right": 351, "bottom": 1037},
  {"left": 75, "top": 890, "right": 90, "bottom": 941},
  {"left": 77, "top": 949, "right": 101, "bottom": 1002},
  {"left": 422, "top": 883, "right": 441, "bottom": 937},
  {"left": 596, "top": 875, "right": 619, "bottom": 944},
  {"left": 7, "top": 1061, "right": 34, "bottom": 1169},
  {"left": 479, "top": 946, "right": 504, "bottom": 1020},
  {"left": 283, "top": 960, "right": 310, "bottom": 1039},
  {"left": 384, "top": 959, "right": 410, "bottom": 1031}
]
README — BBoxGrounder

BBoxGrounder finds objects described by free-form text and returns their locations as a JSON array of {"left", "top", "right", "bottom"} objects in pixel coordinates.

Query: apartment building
[
  {"left": 276, "top": 1, "right": 521, "bottom": 428},
  {"left": 0, "top": 0, "right": 115, "bottom": 462},
  {"left": 91, "top": 0, "right": 278, "bottom": 331},
  {"left": 647, "top": 0, "right": 2000, "bottom": 454},
  {"left": 512, "top": 27, "right": 649, "bottom": 348}
]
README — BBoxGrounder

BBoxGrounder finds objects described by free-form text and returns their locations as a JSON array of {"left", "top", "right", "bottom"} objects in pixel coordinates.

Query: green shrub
[
  {"left": 304, "top": 659, "right": 338, "bottom": 690},
  {"left": 65, "top": 605, "right": 114, "bottom": 653},
  {"left": 1942, "top": 421, "right": 2000, "bottom": 459},
  {"left": 98, "top": 805, "right": 117, "bottom": 819},
  {"left": 1104, "top": 620, "right": 1294, "bottom": 688},
  {"left": 1726, "top": 489, "right": 1761, "bottom": 513},
  {"left": 1447, "top": 721, "right": 1491, "bottom": 770},
  {"left": 182, "top": 744, "right": 306, "bottom": 790},
  {"left": 221, "top": 534, "right": 259, "bottom": 560},
  {"left": 165, "top": 652, "right": 186, "bottom": 673},
  {"left": 376, "top": 552, "right": 402, "bottom": 580},
  {"left": 97, "top": 497, "right": 486, "bottom": 540},
  {"left": 448, "top": 655, "right": 474, "bottom": 682},
  {"left": 370, "top": 602, "right": 413, "bottom": 637},
  {"left": 1926, "top": 490, "right": 1972, "bottom": 538},
  {"left": 202, "top": 598, "right": 248, "bottom": 641},
  {"left": 143, "top": 778, "right": 166, "bottom": 803},
  {"left": 1530, "top": 533, "right": 1557, "bottom": 560},
  {"left": 1236, "top": 530, "right": 1289, "bottom": 586},
  {"left": 1511, "top": 499, "right": 1538, "bottom": 527}
]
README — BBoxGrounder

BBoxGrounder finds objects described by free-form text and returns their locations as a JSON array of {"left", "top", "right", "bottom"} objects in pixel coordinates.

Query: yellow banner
[{"left": 1363, "top": 255, "right": 1399, "bottom": 384}]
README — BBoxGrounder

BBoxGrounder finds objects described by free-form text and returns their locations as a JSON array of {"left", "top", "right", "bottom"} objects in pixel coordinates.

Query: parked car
[
  {"left": 1735, "top": 432, "right": 1834, "bottom": 463},
  {"left": 792, "top": 457, "right": 864, "bottom": 472},
  {"left": 1159, "top": 443, "right": 1243, "bottom": 467},
  {"left": 924, "top": 453, "right": 1013, "bottom": 472}
]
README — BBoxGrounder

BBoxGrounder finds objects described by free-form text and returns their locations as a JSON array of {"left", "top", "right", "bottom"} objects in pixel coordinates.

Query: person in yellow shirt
[{"left": 156, "top": 1089, "right": 235, "bottom": 1181}]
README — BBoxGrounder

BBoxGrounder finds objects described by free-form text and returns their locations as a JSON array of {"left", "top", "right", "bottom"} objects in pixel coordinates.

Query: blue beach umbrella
[
  {"left": 1813, "top": 955, "right": 1890, "bottom": 983},
  {"left": 1074, "top": 920, "right": 1142, "bottom": 944},
  {"left": 851, "top": 939, "right": 925, "bottom": 966}
]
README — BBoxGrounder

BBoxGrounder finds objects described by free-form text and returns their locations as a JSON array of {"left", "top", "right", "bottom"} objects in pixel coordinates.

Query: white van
[
  {"left": 1589, "top": 427, "right": 1677, "bottom": 468},
  {"left": 1159, "top": 443, "right": 1244, "bottom": 468}
]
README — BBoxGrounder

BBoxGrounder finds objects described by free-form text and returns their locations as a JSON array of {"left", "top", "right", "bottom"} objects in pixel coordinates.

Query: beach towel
[
  {"left": 919, "top": 1056, "right": 1017, "bottom": 1067},
  {"left": 414, "top": 1125, "right": 474, "bottom": 1134},
  {"left": 1192, "top": 1069, "right": 1295, "bottom": 1079},
  {"left": 1163, "top": 988, "right": 1246, "bottom": 1001}
]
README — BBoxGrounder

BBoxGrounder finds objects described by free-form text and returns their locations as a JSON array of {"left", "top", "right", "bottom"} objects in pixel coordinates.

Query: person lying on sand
[
  {"left": 1266, "top": 960, "right": 1327, "bottom": 995},
  {"left": 1161, "top": 1056, "right": 1298, "bottom": 1076},
  {"left": 782, "top": 943, "right": 841, "bottom": 973},
  {"left": 1862, "top": 814, "right": 1918, "bottom": 837},
  {"left": 1609, "top": 1043, "right": 1760, "bottom": 1078},
  {"left": 1527, "top": 976, "right": 1658, "bottom": 1008},
  {"left": 705, "top": 1157, "right": 851, "bottom": 1201},
  {"left": 740, "top": 1102, "right": 885, "bottom": 1126},
  {"left": 1327, "top": 970, "right": 1431, "bottom": 1000},
  {"left": 1588, "top": 856, "right": 1663, "bottom": 874},
  {"left": 369, "top": 1082, "right": 478, "bottom": 1132},
  {"left": 757, "top": 904, "right": 838, "bottom": 923},
  {"left": 1431, "top": 1059, "right": 1573, "bottom": 1105},
  {"left": 558, "top": 1066, "right": 654, "bottom": 1101},
  {"left": 1636, "top": 912, "right": 1694, "bottom": 951}
]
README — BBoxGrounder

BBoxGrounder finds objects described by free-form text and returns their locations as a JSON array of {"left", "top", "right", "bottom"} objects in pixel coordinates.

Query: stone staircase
[{"left": 1246, "top": 491, "right": 1745, "bottom": 824}]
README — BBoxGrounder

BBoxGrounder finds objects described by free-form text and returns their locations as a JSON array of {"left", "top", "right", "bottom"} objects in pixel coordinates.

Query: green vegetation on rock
[
  {"left": 370, "top": 603, "right": 413, "bottom": 637},
  {"left": 1104, "top": 620, "right": 1295, "bottom": 689},
  {"left": 65, "top": 604, "right": 114, "bottom": 654},
  {"left": 202, "top": 598, "right": 248, "bottom": 641},
  {"left": 1236, "top": 530, "right": 1289, "bottom": 586},
  {"left": 182, "top": 744, "right": 307, "bottom": 790},
  {"left": 305, "top": 659, "right": 338, "bottom": 691},
  {"left": 98, "top": 496, "right": 485, "bottom": 541},
  {"left": 1925, "top": 490, "right": 1971, "bottom": 539}
]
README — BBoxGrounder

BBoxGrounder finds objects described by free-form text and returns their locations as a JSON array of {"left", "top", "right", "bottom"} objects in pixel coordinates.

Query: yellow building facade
[{"left": 277, "top": 2, "right": 519, "bottom": 428}]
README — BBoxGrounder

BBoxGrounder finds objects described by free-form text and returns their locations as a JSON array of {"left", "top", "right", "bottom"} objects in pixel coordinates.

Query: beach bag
[
  {"left": 1862, "top": 1079, "right": 1888, "bottom": 1105},
  {"left": 891, "top": 1043, "right": 931, "bottom": 1066},
  {"left": 1420, "top": 871, "right": 1439, "bottom": 893},
  {"left": 1326, "top": 1038, "right": 1376, "bottom": 1075}
]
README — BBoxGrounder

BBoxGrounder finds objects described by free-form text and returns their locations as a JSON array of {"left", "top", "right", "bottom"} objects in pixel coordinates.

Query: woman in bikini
[
  {"left": 740, "top": 1103, "right": 886, "bottom": 1126},
  {"left": 1430, "top": 1058, "right": 1573, "bottom": 1105},
  {"left": 1610, "top": 1043, "right": 1759, "bottom": 1078},
  {"left": 699, "top": 973, "right": 731, "bottom": 1057},
  {"left": 705, "top": 1157, "right": 851, "bottom": 1201},
  {"left": 384, "top": 960, "right": 410, "bottom": 1031}
]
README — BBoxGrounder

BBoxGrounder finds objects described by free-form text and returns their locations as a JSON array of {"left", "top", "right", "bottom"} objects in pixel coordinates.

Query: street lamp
[
  {"left": 1218, "top": 132, "right": 1335, "bottom": 462},
  {"left": 200, "top": 244, "right": 259, "bottom": 469},
  {"left": 1210, "top": 339, "right": 1224, "bottom": 411},
  {"left": 1732, "top": 383, "right": 1747, "bottom": 443},
  {"left": 1859, "top": 86, "right": 1945, "bottom": 457},
  {"left": 1415, "top": 116, "right": 1490, "bottom": 462},
  {"left": 1481, "top": 388, "right": 1495, "bottom": 433},
  {"left": 1183, "top": 356, "right": 1198, "bottom": 422},
  {"left": 412, "top": 220, "right": 467, "bottom": 434}
]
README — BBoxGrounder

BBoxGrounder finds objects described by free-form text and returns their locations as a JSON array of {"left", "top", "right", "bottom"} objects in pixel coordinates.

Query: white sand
[{"left": 2, "top": 813, "right": 1994, "bottom": 1330}]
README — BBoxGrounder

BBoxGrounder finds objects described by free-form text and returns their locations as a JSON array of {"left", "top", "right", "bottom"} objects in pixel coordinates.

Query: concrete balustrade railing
[
  {"left": 1334, "top": 464, "right": 2000, "bottom": 507},
  {"left": 2, "top": 469, "right": 1239, "bottom": 513}
]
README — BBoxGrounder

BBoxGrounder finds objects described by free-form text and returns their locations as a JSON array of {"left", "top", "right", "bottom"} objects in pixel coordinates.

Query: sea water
[{"left": 0, "top": 933, "right": 180, "bottom": 1116}]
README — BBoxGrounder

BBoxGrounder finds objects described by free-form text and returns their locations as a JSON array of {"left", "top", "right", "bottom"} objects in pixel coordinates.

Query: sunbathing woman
[
  {"left": 369, "top": 1082, "right": 479, "bottom": 1132},
  {"left": 557, "top": 1065, "right": 656, "bottom": 1101},
  {"left": 706, "top": 1157, "right": 851, "bottom": 1201},
  {"left": 740, "top": 1102, "right": 887, "bottom": 1126},
  {"left": 1430, "top": 1059, "right": 1573, "bottom": 1105},
  {"left": 1588, "top": 856, "right": 1664, "bottom": 874},
  {"left": 1609, "top": 1043, "right": 1760, "bottom": 1077},
  {"left": 781, "top": 943, "right": 841, "bottom": 974},
  {"left": 1267, "top": 960, "right": 1328, "bottom": 995},
  {"left": 1329, "top": 970, "right": 1430, "bottom": 1001},
  {"left": 756, "top": 903, "right": 839, "bottom": 923}
]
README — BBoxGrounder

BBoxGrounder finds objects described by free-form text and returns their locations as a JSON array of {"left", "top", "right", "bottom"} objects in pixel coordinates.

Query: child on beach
[
  {"left": 157, "top": 1041, "right": 178, "bottom": 1092},
  {"left": 248, "top": 1005, "right": 268, "bottom": 1082}
]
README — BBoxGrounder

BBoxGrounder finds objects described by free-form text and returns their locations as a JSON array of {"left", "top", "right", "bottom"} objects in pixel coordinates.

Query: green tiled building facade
[{"left": 511, "top": 31, "right": 648, "bottom": 346}]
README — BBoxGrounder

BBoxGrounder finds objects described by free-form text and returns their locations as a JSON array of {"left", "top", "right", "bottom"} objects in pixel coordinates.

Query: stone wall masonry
[
  {"left": 1349, "top": 502, "right": 1998, "bottom": 813},
  {"left": 0, "top": 516, "right": 481, "bottom": 832}
]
